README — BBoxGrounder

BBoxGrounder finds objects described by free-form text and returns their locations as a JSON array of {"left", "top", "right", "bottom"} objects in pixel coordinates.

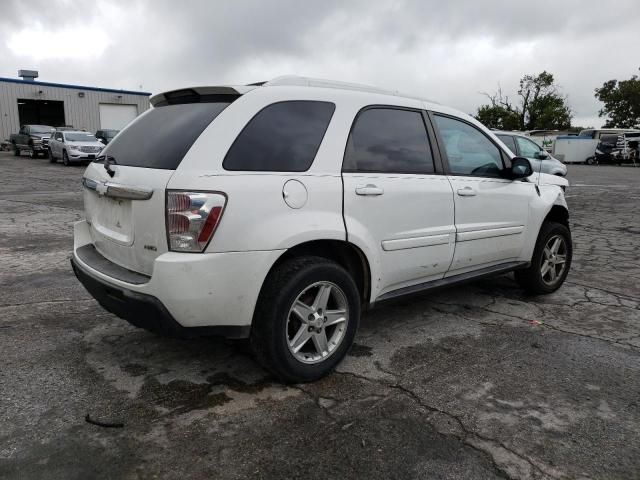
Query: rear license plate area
[{"left": 89, "top": 195, "right": 134, "bottom": 245}]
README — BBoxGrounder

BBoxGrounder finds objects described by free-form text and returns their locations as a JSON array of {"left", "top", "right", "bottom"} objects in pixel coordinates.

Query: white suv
[{"left": 71, "top": 76, "right": 572, "bottom": 382}]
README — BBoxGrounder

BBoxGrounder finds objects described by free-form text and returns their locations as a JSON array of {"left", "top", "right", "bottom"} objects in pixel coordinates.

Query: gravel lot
[{"left": 1, "top": 150, "right": 639, "bottom": 480}]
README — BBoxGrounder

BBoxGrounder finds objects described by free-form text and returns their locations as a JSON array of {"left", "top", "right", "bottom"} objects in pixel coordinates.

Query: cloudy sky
[{"left": 1, "top": 0, "right": 638, "bottom": 127}]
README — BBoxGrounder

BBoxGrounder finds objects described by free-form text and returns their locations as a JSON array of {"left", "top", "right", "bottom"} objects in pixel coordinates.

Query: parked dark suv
[{"left": 95, "top": 129, "right": 119, "bottom": 145}]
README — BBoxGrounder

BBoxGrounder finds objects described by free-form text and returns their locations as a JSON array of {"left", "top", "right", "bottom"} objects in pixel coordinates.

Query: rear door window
[
  {"left": 99, "top": 102, "right": 232, "bottom": 170},
  {"left": 223, "top": 101, "right": 335, "bottom": 172},
  {"left": 343, "top": 108, "right": 435, "bottom": 174}
]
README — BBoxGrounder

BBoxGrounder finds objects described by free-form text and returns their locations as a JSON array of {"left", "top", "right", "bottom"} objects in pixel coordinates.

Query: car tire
[
  {"left": 29, "top": 149, "right": 36, "bottom": 159},
  {"left": 13, "top": 146, "right": 19, "bottom": 156},
  {"left": 62, "top": 151, "right": 70, "bottom": 166},
  {"left": 250, "top": 256, "right": 360, "bottom": 383},
  {"left": 515, "top": 221, "right": 572, "bottom": 294},
  {"left": 585, "top": 157, "right": 596, "bottom": 165},
  {"left": 49, "top": 149, "right": 56, "bottom": 163}
]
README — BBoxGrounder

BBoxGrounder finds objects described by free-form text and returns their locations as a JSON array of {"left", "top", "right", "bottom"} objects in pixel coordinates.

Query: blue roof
[{"left": 0, "top": 76, "right": 151, "bottom": 96}]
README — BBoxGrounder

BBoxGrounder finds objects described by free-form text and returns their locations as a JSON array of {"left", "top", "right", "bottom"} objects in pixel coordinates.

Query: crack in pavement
[
  {"left": 332, "top": 369, "right": 560, "bottom": 480},
  {"left": 474, "top": 304, "right": 640, "bottom": 352},
  {"left": 565, "top": 280, "right": 639, "bottom": 304},
  {"left": 428, "top": 298, "right": 640, "bottom": 352}
]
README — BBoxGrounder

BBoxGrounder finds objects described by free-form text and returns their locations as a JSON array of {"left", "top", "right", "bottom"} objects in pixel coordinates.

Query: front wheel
[
  {"left": 250, "top": 256, "right": 360, "bottom": 383},
  {"left": 13, "top": 146, "right": 19, "bottom": 156},
  {"left": 49, "top": 149, "right": 56, "bottom": 163},
  {"left": 585, "top": 157, "right": 596, "bottom": 165},
  {"left": 62, "top": 151, "right": 70, "bottom": 166},
  {"left": 515, "top": 221, "right": 572, "bottom": 294}
]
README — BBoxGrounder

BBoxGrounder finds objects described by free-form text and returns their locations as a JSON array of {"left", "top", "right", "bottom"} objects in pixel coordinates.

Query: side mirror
[
  {"left": 535, "top": 150, "right": 550, "bottom": 159},
  {"left": 509, "top": 157, "right": 533, "bottom": 179}
]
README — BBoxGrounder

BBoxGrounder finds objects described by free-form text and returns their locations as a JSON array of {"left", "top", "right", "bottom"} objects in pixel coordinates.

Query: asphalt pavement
[{"left": 1, "top": 151, "right": 639, "bottom": 480}]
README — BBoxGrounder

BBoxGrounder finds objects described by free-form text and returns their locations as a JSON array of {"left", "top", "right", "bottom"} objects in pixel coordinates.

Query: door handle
[
  {"left": 457, "top": 187, "right": 476, "bottom": 197},
  {"left": 355, "top": 184, "right": 384, "bottom": 196}
]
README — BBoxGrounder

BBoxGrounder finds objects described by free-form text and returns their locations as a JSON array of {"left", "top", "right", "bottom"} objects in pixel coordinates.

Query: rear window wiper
[{"left": 96, "top": 154, "right": 117, "bottom": 177}]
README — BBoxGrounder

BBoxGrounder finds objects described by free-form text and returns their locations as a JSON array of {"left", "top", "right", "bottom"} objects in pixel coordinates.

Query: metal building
[{"left": 0, "top": 71, "right": 151, "bottom": 142}]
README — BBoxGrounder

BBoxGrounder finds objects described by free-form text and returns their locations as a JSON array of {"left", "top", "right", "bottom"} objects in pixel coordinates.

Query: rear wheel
[
  {"left": 250, "top": 256, "right": 360, "bottom": 383},
  {"left": 62, "top": 150, "right": 70, "bottom": 166},
  {"left": 515, "top": 221, "right": 572, "bottom": 294}
]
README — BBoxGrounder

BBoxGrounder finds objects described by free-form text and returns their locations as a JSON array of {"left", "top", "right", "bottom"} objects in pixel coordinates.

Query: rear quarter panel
[{"left": 167, "top": 86, "right": 359, "bottom": 253}]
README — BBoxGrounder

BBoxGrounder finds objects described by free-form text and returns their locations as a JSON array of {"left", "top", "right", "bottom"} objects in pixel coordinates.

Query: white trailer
[
  {"left": 553, "top": 129, "right": 640, "bottom": 164},
  {"left": 553, "top": 136, "right": 599, "bottom": 164}
]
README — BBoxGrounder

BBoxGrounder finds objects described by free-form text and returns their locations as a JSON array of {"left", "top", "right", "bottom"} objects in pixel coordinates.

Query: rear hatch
[{"left": 82, "top": 90, "right": 242, "bottom": 276}]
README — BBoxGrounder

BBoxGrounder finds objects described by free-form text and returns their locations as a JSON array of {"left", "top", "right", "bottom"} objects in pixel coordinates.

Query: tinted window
[
  {"left": 99, "top": 102, "right": 232, "bottom": 169},
  {"left": 434, "top": 115, "right": 503, "bottom": 177},
  {"left": 223, "top": 101, "right": 335, "bottom": 172},
  {"left": 599, "top": 134, "right": 620, "bottom": 145},
  {"left": 65, "top": 132, "right": 97, "bottom": 142},
  {"left": 343, "top": 108, "right": 434, "bottom": 173},
  {"left": 515, "top": 136, "right": 542, "bottom": 158},
  {"left": 31, "top": 125, "right": 54, "bottom": 134},
  {"left": 497, "top": 134, "right": 517, "bottom": 153},
  {"left": 579, "top": 129, "right": 595, "bottom": 138}
]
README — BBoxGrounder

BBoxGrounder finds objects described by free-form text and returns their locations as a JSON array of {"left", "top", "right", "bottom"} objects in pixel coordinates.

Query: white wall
[{"left": 0, "top": 79, "right": 150, "bottom": 141}]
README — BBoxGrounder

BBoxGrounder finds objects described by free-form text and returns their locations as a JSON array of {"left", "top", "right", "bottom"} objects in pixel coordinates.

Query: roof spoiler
[{"left": 150, "top": 85, "right": 256, "bottom": 107}]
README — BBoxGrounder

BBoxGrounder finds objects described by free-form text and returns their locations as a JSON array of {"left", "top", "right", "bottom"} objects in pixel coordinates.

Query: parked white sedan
[{"left": 48, "top": 130, "right": 104, "bottom": 166}]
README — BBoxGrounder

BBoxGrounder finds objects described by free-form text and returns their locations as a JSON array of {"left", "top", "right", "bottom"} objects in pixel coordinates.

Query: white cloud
[
  {"left": 1, "top": 0, "right": 638, "bottom": 128},
  {"left": 7, "top": 23, "right": 111, "bottom": 60}
]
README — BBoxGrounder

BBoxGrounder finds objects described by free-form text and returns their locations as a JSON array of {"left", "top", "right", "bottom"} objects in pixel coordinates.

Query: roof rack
[
  {"left": 151, "top": 76, "right": 438, "bottom": 107},
  {"left": 264, "top": 75, "right": 438, "bottom": 104}
]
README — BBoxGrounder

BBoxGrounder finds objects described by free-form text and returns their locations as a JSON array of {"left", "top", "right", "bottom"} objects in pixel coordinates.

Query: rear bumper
[
  {"left": 71, "top": 257, "right": 249, "bottom": 338},
  {"left": 72, "top": 220, "right": 283, "bottom": 337}
]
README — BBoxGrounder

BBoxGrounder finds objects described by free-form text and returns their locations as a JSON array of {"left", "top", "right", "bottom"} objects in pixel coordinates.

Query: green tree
[
  {"left": 595, "top": 69, "right": 640, "bottom": 128},
  {"left": 475, "top": 71, "right": 572, "bottom": 130},
  {"left": 475, "top": 104, "right": 521, "bottom": 131}
]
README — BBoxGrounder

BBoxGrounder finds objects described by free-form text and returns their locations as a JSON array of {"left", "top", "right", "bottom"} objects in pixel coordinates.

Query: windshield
[
  {"left": 31, "top": 126, "right": 54, "bottom": 134},
  {"left": 65, "top": 133, "right": 98, "bottom": 142}
]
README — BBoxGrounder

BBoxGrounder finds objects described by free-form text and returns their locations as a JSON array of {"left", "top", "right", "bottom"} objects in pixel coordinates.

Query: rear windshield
[
  {"left": 31, "top": 125, "right": 54, "bottom": 134},
  {"left": 98, "top": 102, "right": 231, "bottom": 169}
]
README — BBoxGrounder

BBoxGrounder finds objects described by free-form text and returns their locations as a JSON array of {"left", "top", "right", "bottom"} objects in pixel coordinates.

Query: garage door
[{"left": 99, "top": 104, "right": 138, "bottom": 130}]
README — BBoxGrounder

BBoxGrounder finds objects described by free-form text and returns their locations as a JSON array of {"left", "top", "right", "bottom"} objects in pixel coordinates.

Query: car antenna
[{"left": 535, "top": 146, "right": 543, "bottom": 196}]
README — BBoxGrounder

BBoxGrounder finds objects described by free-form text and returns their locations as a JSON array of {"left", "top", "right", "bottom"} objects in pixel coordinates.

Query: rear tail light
[{"left": 166, "top": 191, "right": 227, "bottom": 252}]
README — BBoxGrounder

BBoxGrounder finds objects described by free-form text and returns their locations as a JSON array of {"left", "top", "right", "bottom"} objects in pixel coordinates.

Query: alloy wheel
[
  {"left": 286, "top": 281, "right": 349, "bottom": 364},
  {"left": 541, "top": 235, "right": 568, "bottom": 286}
]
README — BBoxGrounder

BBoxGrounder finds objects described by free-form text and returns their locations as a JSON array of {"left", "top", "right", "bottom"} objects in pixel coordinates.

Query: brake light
[{"left": 166, "top": 191, "right": 227, "bottom": 252}]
